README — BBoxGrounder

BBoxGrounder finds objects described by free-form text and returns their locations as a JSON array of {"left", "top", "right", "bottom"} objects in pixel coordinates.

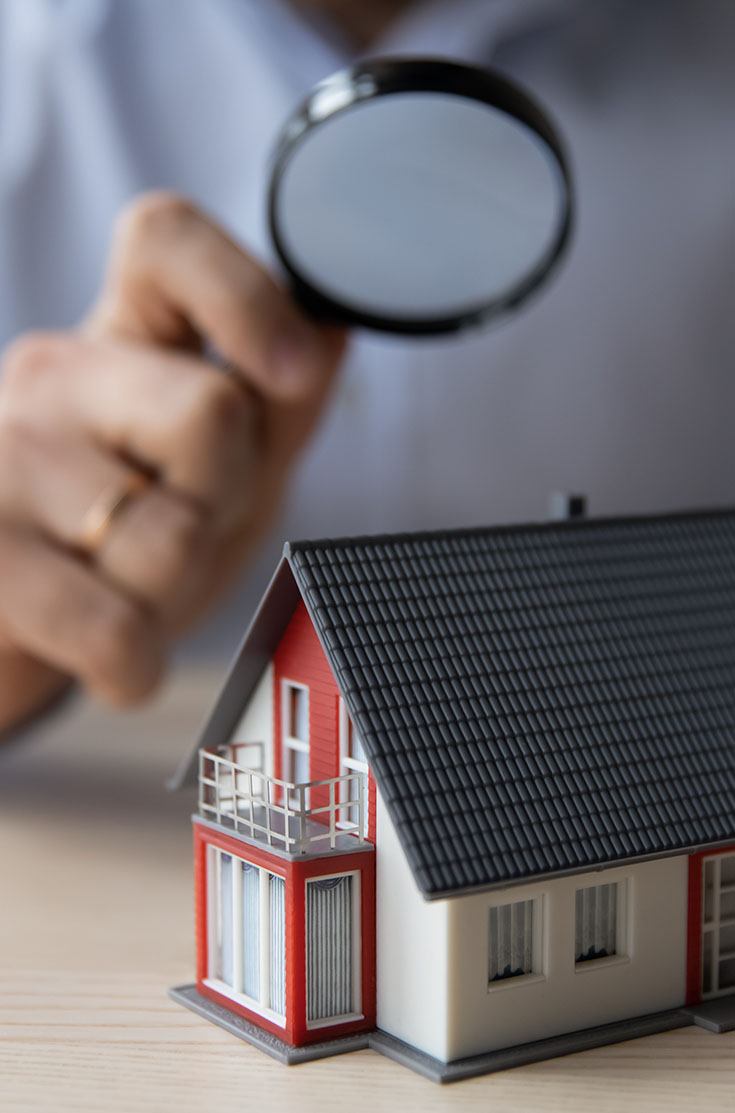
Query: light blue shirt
[{"left": 1, "top": 0, "right": 734, "bottom": 646}]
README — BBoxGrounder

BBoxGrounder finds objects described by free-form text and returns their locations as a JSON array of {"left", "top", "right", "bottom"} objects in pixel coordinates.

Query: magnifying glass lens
[{"left": 269, "top": 59, "right": 573, "bottom": 335}]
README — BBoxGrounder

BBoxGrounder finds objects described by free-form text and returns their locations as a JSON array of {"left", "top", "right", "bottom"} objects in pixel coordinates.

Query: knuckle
[
  {"left": 188, "top": 374, "right": 251, "bottom": 449},
  {"left": 116, "top": 190, "right": 199, "bottom": 248}
]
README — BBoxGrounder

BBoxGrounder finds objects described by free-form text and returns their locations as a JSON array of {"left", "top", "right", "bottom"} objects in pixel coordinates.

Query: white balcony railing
[{"left": 198, "top": 746, "right": 366, "bottom": 854}]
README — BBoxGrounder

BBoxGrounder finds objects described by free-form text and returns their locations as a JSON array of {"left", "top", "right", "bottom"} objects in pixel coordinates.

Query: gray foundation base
[
  {"left": 169, "top": 985, "right": 371, "bottom": 1063},
  {"left": 683, "top": 994, "right": 735, "bottom": 1033},
  {"left": 370, "top": 1010, "right": 690, "bottom": 1083},
  {"left": 170, "top": 984, "right": 735, "bottom": 1083}
]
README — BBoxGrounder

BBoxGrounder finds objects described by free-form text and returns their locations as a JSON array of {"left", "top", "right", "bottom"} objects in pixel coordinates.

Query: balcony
[{"left": 197, "top": 744, "right": 368, "bottom": 855}]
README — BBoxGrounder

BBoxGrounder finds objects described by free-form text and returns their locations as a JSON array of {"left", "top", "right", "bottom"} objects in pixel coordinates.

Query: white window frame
[
  {"left": 701, "top": 851, "right": 735, "bottom": 999},
  {"left": 573, "top": 879, "right": 629, "bottom": 973},
  {"left": 487, "top": 895, "right": 545, "bottom": 993},
  {"left": 305, "top": 869, "right": 363, "bottom": 1030},
  {"left": 205, "top": 844, "right": 287, "bottom": 1027},
  {"left": 337, "top": 698, "right": 368, "bottom": 835},
  {"left": 281, "top": 679, "right": 310, "bottom": 808}
]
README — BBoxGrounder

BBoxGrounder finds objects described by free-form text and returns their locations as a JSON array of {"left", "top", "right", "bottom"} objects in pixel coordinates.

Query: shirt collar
[{"left": 241, "top": 0, "right": 577, "bottom": 92}]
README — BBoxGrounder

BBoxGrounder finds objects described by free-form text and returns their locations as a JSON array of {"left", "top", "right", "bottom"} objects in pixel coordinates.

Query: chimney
[{"left": 549, "top": 492, "right": 587, "bottom": 521}]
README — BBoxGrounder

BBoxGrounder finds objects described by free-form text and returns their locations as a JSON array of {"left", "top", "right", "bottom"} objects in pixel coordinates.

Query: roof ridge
[{"left": 284, "top": 505, "right": 735, "bottom": 555}]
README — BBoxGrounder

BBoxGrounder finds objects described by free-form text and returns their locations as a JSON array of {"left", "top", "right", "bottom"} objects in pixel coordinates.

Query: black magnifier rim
[{"left": 268, "top": 56, "right": 574, "bottom": 336}]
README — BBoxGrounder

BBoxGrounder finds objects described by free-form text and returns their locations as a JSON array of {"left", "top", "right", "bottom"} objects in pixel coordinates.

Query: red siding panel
[
  {"left": 194, "top": 827, "right": 207, "bottom": 985},
  {"left": 288, "top": 863, "right": 307, "bottom": 1044},
  {"left": 272, "top": 601, "right": 376, "bottom": 843},
  {"left": 274, "top": 602, "right": 340, "bottom": 815}
]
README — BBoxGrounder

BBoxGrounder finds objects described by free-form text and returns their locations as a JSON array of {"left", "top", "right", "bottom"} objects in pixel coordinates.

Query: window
[
  {"left": 575, "top": 883, "right": 619, "bottom": 964},
  {"left": 488, "top": 899, "right": 536, "bottom": 983},
  {"left": 702, "top": 852, "right": 735, "bottom": 997},
  {"left": 338, "top": 698, "right": 368, "bottom": 835},
  {"left": 241, "top": 862, "right": 260, "bottom": 999},
  {"left": 281, "top": 681, "right": 309, "bottom": 806},
  {"left": 306, "top": 872, "right": 361, "bottom": 1026},
  {"left": 207, "top": 846, "right": 286, "bottom": 1023},
  {"left": 215, "top": 851, "right": 234, "bottom": 985}
]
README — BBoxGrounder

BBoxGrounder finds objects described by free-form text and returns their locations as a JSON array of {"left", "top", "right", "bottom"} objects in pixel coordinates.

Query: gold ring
[{"left": 79, "top": 471, "right": 149, "bottom": 556}]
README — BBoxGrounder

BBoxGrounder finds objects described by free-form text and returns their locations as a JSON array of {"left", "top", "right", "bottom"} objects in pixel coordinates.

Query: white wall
[
  {"left": 375, "top": 805, "right": 689, "bottom": 1063},
  {"left": 229, "top": 663, "right": 274, "bottom": 774},
  {"left": 375, "top": 793, "right": 451, "bottom": 1061},
  {"left": 445, "top": 856, "right": 689, "bottom": 1061}
]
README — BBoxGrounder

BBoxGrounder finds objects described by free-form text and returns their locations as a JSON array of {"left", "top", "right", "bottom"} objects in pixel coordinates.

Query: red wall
[
  {"left": 273, "top": 601, "right": 376, "bottom": 842},
  {"left": 193, "top": 821, "right": 376, "bottom": 1047}
]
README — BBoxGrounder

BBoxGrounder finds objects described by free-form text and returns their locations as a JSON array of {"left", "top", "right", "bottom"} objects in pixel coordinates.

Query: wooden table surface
[{"left": 1, "top": 665, "right": 733, "bottom": 1113}]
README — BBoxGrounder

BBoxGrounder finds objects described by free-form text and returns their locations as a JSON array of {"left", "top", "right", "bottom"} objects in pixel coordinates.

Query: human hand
[{"left": 0, "top": 192, "right": 347, "bottom": 729}]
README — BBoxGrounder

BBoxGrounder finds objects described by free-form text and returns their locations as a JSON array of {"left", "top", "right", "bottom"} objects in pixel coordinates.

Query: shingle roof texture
[{"left": 286, "top": 510, "right": 735, "bottom": 897}]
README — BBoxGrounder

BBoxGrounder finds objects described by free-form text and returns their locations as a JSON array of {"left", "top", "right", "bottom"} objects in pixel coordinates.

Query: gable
[{"left": 169, "top": 558, "right": 301, "bottom": 790}]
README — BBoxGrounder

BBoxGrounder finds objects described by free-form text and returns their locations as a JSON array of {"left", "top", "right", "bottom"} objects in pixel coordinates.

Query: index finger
[{"left": 84, "top": 192, "right": 346, "bottom": 401}]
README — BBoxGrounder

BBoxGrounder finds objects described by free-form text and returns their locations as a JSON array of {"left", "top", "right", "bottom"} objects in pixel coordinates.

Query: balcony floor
[{"left": 195, "top": 803, "right": 373, "bottom": 860}]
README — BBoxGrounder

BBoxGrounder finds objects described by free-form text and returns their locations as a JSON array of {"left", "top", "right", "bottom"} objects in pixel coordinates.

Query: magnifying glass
[{"left": 268, "top": 57, "right": 573, "bottom": 336}]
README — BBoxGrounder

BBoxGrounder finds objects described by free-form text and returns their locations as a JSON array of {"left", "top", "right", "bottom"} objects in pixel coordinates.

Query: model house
[{"left": 171, "top": 508, "right": 735, "bottom": 1082}]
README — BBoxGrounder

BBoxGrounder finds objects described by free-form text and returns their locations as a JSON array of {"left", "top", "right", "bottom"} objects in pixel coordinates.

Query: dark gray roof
[{"left": 286, "top": 509, "right": 735, "bottom": 898}]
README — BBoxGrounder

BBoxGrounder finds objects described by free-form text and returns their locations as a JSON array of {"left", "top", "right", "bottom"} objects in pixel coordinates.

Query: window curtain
[
  {"left": 489, "top": 899, "right": 533, "bottom": 981},
  {"left": 269, "top": 874, "right": 286, "bottom": 1016},
  {"left": 219, "top": 853, "right": 233, "bottom": 986},
  {"left": 307, "top": 876, "right": 353, "bottom": 1021},
  {"left": 241, "top": 862, "right": 260, "bottom": 1000},
  {"left": 575, "top": 883, "right": 617, "bottom": 962}
]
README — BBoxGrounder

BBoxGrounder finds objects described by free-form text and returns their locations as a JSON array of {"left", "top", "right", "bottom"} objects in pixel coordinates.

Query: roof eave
[{"left": 419, "top": 837, "right": 735, "bottom": 901}]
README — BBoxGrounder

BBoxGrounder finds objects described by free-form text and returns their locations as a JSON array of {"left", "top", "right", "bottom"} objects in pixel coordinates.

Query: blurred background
[{"left": 1, "top": 0, "right": 734, "bottom": 664}]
